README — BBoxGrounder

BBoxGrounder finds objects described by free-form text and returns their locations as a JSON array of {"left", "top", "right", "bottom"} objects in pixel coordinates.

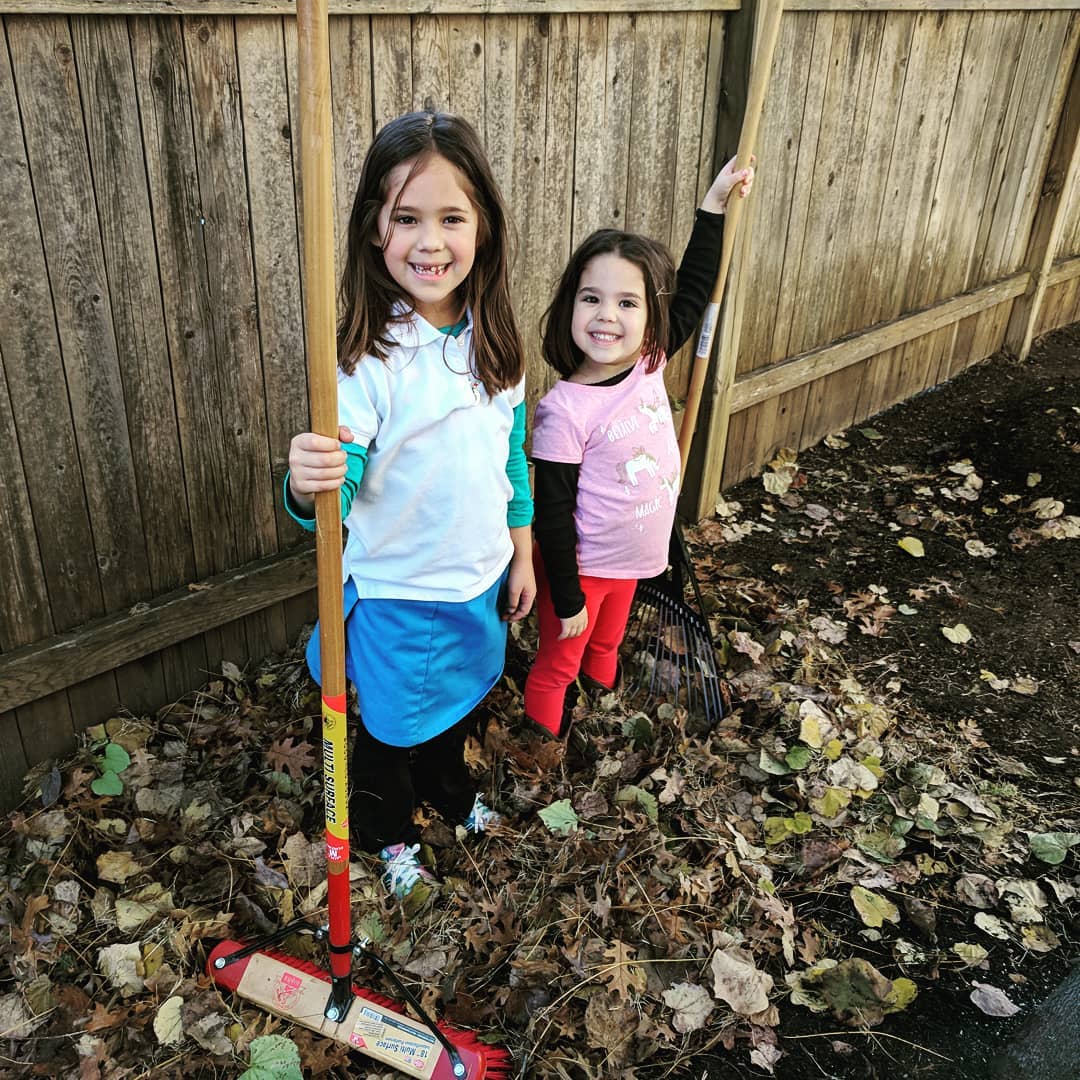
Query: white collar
[{"left": 386, "top": 300, "right": 472, "bottom": 348}]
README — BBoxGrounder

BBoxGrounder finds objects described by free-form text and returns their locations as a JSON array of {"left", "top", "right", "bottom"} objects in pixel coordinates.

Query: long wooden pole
[
  {"left": 677, "top": 0, "right": 784, "bottom": 480},
  {"left": 297, "top": 0, "right": 351, "bottom": 997}
]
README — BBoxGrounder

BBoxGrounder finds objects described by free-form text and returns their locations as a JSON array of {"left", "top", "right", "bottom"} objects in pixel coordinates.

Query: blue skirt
[{"left": 306, "top": 568, "right": 509, "bottom": 747}]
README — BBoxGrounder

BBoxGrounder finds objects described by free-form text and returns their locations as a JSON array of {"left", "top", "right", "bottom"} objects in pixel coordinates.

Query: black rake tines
[{"left": 626, "top": 567, "right": 727, "bottom": 724}]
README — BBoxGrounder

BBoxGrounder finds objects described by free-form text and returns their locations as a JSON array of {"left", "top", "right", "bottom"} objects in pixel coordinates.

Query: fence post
[
  {"left": 1004, "top": 24, "right": 1080, "bottom": 361},
  {"left": 683, "top": 0, "right": 780, "bottom": 523}
]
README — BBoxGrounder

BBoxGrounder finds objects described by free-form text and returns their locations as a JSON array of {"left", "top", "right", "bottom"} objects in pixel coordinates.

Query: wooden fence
[
  {"left": 699, "top": 2, "right": 1080, "bottom": 504},
  {"left": 1, "top": 0, "right": 1079, "bottom": 809}
]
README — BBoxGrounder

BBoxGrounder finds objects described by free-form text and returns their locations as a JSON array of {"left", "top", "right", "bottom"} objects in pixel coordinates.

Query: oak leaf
[
  {"left": 265, "top": 737, "right": 317, "bottom": 779},
  {"left": 601, "top": 941, "right": 647, "bottom": 1002}
]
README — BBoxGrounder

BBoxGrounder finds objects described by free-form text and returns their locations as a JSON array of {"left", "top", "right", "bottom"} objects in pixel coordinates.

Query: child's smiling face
[
  {"left": 376, "top": 153, "right": 479, "bottom": 327},
  {"left": 570, "top": 253, "right": 649, "bottom": 382}
]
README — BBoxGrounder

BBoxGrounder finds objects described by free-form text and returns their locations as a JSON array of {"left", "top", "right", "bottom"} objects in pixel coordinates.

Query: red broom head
[{"left": 208, "top": 939, "right": 512, "bottom": 1079}]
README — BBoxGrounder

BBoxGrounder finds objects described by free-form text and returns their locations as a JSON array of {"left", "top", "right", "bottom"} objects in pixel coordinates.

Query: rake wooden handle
[{"left": 677, "top": 0, "right": 784, "bottom": 479}]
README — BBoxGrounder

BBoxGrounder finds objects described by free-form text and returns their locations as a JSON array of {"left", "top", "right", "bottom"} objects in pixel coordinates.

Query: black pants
[{"left": 348, "top": 715, "right": 474, "bottom": 853}]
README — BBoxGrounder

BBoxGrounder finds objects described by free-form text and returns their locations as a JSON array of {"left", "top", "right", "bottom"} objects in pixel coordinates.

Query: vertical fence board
[
  {"left": 978, "top": 16, "right": 1062, "bottom": 283},
  {"left": 446, "top": 16, "right": 485, "bottom": 139},
  {"left": 372, "top": 15, "right": 411, "bottom": 131},
  {"left": 442, "top": 15, "right": 486, "bottom": 139},
  {"left": 235, "top": 17, "right": 307, "bottom": 545},
  {"left": 1059, "top": 134, "right": 1080, "bottom": 255},
  {"left": 792, "top": 13, "right": 865, "bottom": 453},
  {"left": 847, "top": 13, "right": 917, "bottom": 423},
  {"left": 512, "top": 15, "right": 549, "bottom": 402},
  {"left": 571, "top": 13, "right": 633, "bottom": 248},
  {"left": 1038, "top": 276, "right": 1080, "bottom": 334},
  {"left": 0, "top": 348, "right": 48, "bottom": 654},
  {"left": 668, "top": 11, "right": 720, "bottom": 397},
  {"left": 412, "top": 14, "right": 450, "bottom": 112},
  {"left": 0, "top": 29, "right": 80, "bottom": 755},
  {"left": 999, "top": 13, "right": 1078, "bottom": 276},
  {"left": 737, "top": 12, "right": 813, "bottom": 379},
  {"left": 931, "top": 11, "right": 1020, "bottom": 382},
  {"left": 236, "top": 15, "right": 313, "bottom": 646},
  {"left": 130, "top": 14, "right": 218, "bottom": 684},
  {"left": 1004, "top": 15, "right": 1080, "bottom": 357},
  {"left": 528, "top": 11, "right": 577, "bottom": 405},
  {"left": 625, "top": 12, "right": 680, "bottom": 243},
  {"left": 483, "top": 15, "right": 516, "bottom": 245},
  {"left": 184, "top": 15, "right": 283, "bottom": 665},
  {"left": 799, "top": 13, "right": 886, "bottom": 450},
  {"left": 768, "top": 14, "right": 826, "bottom": 371},
  {"left": 330, "top": 15, "right": 373, "bottom": 267},
  {"left": 766, "top": 13, "right": 832, "bottom": 455},
  {"left": 880, "top": 13, "right": 969, "bottom": 407},
  {"left": 0, "top": 708, "right": 29, "bottom": 810},
  {"left": 864, "top": 13, "right": 965, "bottom": 413}
]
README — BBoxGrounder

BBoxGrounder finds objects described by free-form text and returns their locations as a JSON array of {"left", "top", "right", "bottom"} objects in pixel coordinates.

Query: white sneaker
[
  {"left": 377, "top": 843, "right": 436, "bottom": 899},
  {"left": 462, "top": 793, "right": 502, "bottom": 834}
]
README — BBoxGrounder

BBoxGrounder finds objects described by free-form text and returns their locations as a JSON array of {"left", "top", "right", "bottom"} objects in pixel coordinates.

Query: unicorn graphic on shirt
[
  {"left": 638, "top": 393, "right": 667, "bottom": 433},
  {"left": 659, "top": 472, "right": 679, "bottom": 507},
  {"left": 616, "top": 448, "right": 659, "bottom": 490}
]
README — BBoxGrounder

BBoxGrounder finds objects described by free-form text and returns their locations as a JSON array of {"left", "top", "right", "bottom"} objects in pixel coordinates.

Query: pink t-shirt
[{"left": 532, "top": 357, "right": 680, "bottom": 579}]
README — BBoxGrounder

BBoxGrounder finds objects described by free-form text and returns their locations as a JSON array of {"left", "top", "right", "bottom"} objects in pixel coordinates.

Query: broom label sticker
[
  {"left": 348, "top": 1005, "right": 439, "bottom": 1077},
  {"left": 321, "top": 695, "right": 348, "bottom": 839}
]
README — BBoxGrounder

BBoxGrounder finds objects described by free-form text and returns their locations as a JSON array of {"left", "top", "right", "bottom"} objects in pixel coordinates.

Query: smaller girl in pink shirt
[{"left": 524, "top": 159, "right": 754, "bottom": 737}]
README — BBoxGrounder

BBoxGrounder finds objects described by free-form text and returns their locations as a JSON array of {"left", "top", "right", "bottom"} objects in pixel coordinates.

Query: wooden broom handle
[
  {"left": 298, "top": 0, "right": 354, "bottom": 984},
  {"left": 678, "top": 0, "right": 784, "bottom": 479},
  {"left": 298, "top": 0, "right": 344, "bottom": 699}
]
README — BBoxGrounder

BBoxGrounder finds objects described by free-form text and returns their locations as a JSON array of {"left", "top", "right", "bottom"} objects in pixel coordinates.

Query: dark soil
[
  {"left": 711, "top": 330, "right": 1080, "bottom": 773},
  {"left": 690, "top": 324, "right": 1080, "bottom": 1079}
]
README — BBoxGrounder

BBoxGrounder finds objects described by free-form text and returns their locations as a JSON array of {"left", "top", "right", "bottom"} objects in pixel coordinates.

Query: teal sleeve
[
  {"left": 283, "top": 442, "right": 369, "bottom": 530},
  {"left": 506, "top": 401, "right": 533, "bottom": 528}
]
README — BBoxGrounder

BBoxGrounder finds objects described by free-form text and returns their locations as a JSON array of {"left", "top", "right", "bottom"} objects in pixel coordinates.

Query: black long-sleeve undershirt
[{"left": 533, "top": 209, "right": 725, "bottom": 617}]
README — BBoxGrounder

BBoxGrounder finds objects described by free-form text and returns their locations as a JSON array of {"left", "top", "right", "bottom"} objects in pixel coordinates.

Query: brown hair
[
  {"left": 541, "top": 230, "right": 676, "bottom": 378},
  {"left": 337, "top": 111, "right": 524, "bottom": 395}
]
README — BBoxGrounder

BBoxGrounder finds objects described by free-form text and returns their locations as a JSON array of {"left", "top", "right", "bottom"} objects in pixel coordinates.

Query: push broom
[
  {"left": 626, "top": 0, "right": 783, "bottom": 724},
  {"left": 208, "top": 3, "right": 509, "bottom": 1076}
]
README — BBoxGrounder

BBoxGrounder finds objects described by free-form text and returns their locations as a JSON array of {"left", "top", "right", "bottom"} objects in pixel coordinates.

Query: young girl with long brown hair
[{"left": 285, "top": 111, "right": 535, "bottom": 901}]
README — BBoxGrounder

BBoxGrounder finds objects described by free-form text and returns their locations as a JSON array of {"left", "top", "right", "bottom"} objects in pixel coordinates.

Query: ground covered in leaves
[{"left": 1, "top": 328, "right": 1078, "bottom": 1080}]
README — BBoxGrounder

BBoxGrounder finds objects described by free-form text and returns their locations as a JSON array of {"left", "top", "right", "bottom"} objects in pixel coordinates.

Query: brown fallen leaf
[{"left": 265, "top": 736, "right": 317, "bottom": 778}]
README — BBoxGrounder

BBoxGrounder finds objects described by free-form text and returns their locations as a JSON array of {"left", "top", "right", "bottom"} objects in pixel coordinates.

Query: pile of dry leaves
[{"left": 2, "top": 546, "right": 1077, "bottom": 1078}]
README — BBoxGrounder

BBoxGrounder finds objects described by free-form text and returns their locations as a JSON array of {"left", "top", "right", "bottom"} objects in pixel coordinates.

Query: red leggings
[{"left": 524, "top": 548, "right": 637, "bottom": 733}]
